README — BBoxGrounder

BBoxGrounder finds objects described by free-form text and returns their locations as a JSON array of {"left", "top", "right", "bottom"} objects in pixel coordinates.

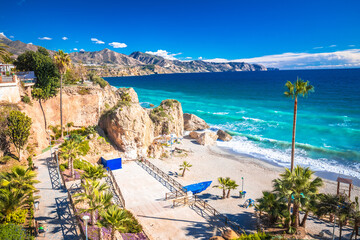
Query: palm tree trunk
[
  {"left": 60, "top": 74, "right": 63, "bottom": 139},
  {"left": 98, "top": 226, "right": 103, "bottom": 240},
  {"left": 18, "top": 148, "right": 21, "bottom": 161},
  {"left": 227, "top": 189, "right": 230, "bottom": 198},
  {"left": 91, "top": 211, "right": 96, "bottom": 225},
  {"left": 292, "top": 203, "right": 300, "bottom": 228},
  {"left": 69, "top": 158, "right": 74, "bottom": 178},
  {"left": 182, "top": 168, "right": 186, "bottom": 177},
  {"left": 222, "top": 189, "right": 226, "bottom": 199},
  {"left": 290, "top": 97, "right": 298, "bottom": 172},
  {"left": 286, "top": 197, "right": 291, "bottom": 228},
  {"left": 111, "top": 228, "right": 115, "bottom": 240},
  {"left": 38, "top": 99, "right": 47, "bottom": 130},
  {"left": 300, "top": 211, "right": 309, "bottom": 227}
]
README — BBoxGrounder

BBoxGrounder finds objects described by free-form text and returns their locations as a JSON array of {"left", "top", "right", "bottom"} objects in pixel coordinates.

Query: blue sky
[{"left": 1, "top": 0, "right": 360, "bottom": 69}]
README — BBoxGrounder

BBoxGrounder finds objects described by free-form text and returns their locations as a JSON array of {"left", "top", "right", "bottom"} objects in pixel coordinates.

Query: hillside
[{"left": 0, "top": 36, "right": 269, "bottom": 76}]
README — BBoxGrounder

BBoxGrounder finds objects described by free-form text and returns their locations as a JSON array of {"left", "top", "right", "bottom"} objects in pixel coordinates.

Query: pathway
[{"left": 34, "top": 148, "right": 80, "bottom": 240}]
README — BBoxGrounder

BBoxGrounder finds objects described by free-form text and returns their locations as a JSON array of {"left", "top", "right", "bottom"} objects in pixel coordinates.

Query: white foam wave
[
  {"left": 242, "top": 116, "right": 265, "bottom": 122},
  {"left": 213, "top": 112, "right": 229, "bottom": 115},
  {"left": 217, "top": 136, "right": 360, "bottom": 179}
]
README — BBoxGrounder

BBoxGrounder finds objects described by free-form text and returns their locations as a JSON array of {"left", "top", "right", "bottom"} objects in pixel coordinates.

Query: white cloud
[
  {"left": 73, "top": 48, "right": 78, "bottom": 51},
  {"left": 0, "top": 32, "right": 6, "bottom": 38},
  {"left": 349, "top": 45, "right": 355, "bottom": 47},
  {"left": 28, "top": 43, "right": 33, "bottom": 45},
  {"left": 198, "top": 56, "right": 203, "bottom": 60},
  {"left": 10, "top": 36, "right": 14, "bottom": 39},
  {"left": 62, "top": 37, "right": 68, "bottom": 40},
  {"left": 204, "top": 49, "right": 360, "bottom": 69},
  {"left": 80, "top": 49, "right": 85, "bottom": 52},
  {"left": 185, "top": 57, "right": 192, "bottom": 59},
  {"left": 145, "top": 50, "right": 181, "bottom": 60},
  {"left": 329, "top": 45, "right": 337, "bottom": 48},
  {"left": 38, "top": 37, "right": 52, "bottom": 40},
  {"left": 313, "top": 46, "right": 323, "bottom": 49},
  {"left": 91, "top": 38, "right": 105, "bottom": 44},
  {"left": 109, "top": 42, "right": 127, "bottom": 48}
]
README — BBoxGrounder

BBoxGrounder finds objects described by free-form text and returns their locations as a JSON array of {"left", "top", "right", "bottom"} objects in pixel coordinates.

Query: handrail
[
  {"left": 106, "top": 167, "right": 126, "bottom": 208},
  {"left": 139, "top": 158, "right": 187, "bottom": 196}
]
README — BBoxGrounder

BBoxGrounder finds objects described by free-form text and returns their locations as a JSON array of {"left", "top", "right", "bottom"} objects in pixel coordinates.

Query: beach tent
[
  {"left": 101, "top": 157, "right": 122, "bottom": 170},
  {"left": 182, "top": 181, "right": 212, "bottom": 194}
]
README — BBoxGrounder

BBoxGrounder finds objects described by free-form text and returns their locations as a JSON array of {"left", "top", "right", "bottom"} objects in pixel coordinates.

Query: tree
[
  {"left": 226, "top": 180, "right": 239, "bottom": 198},
  {"left": 179, "top": 161, "right": 192, "bottom": 177},
  {"left": 213, "top": 177, "right": 231, "bottom": 199},
  {"left": 81, "top": 165, "right": 107, "bottom": 181},
  {"left": 98, "top": 205, "right": 131, "bottom": 240},
  {"left": 350, "top": 197, "right": 360, "bottom": 240},
  {"left": 256, "top": 191, "right": 288, "bottom": 224},
  {"left": 14, "top": 49, "right": 59, "bottom": 97},
  {"left": 54, "top": 50, "right": 71, "bottom": 138},
  {"left": 31, "top": 88, "right": 49, "bottom": 130},
  {"left": 0, "top": 166, "right": 39, "bottom": 192},
  {"left": 284, "top": 78, "right": 314, "bottom": 172},
  {"left": 59, "top": 135, "right": 82, "bottom": 177},
  {"left": 6, "top": 111, "right": 32, "bottom": 161},
  {"left": 0, "top": 43, "right": 12, "bottom": 63}
]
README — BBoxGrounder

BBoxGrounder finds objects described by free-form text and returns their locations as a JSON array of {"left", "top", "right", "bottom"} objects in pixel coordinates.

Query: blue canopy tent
[
  {"left": 101, "top": 157, "right": 122, "bottom": 170},
  {"left": 182, "top": 181, "right": 212, "bottom": 194}
]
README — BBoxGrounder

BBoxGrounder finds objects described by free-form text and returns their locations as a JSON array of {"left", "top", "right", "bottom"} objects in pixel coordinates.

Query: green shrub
[
  {"left": 4, "top": 209, "right": 28, "bottom": 225},
  {"left": 236, "top": 232, "right": 271, "bottom": 240},
  {"left": 74, "top": 159, "right": 91, "bottom": 170},
  {"left": 91, "top": 75, "right": 108, "bottom": 88},
  {"left": 78, "top": 140, "right": 90, "bottom": 156},
  {"left": 123, "top": 210, "right": 143, "bottom": 233},
  {"left": 21, "top": 95, "right": 31, "bottom": 104},
  {"left": 59, "top": 163, "right": 67, "bottom": 171},
  {"left": 0, "top": 155, "right": 12, "bottom": 164},
  {"left": 77, "top": 87, "right": 91, "bottom": 95},
  {"left": 0, "top": 224, "right": 28, "bottom": 240}
]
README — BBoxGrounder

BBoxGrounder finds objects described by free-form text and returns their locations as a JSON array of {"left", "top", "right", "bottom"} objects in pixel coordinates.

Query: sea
[{"left": 105, "top": 69, "right": 360, "bottom": 182}]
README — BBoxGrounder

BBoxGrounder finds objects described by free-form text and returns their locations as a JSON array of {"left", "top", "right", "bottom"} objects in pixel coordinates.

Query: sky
[{"left": 1, "top": 0, "right": 360, "bottom": 69}]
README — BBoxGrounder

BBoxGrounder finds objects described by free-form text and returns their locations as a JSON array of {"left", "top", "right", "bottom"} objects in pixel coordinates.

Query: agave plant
[
  {"left": 81, "top": 164, "right": 107, "bottom": 181},
  {"left": 98, "top": 205, "right": 131, "bottom": 240}
]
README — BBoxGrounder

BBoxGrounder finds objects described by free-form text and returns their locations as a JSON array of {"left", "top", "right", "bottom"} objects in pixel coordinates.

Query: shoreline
[{"left": 216, "top": 143, "right": 360, "bottom": 187}]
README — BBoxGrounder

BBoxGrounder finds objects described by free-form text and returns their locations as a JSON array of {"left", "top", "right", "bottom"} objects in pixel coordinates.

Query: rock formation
[
  {"left": 196, "top": 132, "right": 218, "bottom": 146},
  {"left": 150, "top": 99, "right": 184, "bottom": 137},
  {"left": 189, "top": 131, "right": 201, "bottom": 139},
  {"left": 183, "top": 113, "right": 209, "bottom": 131},
  {"left": 217, "top": 129, "right": 232, "bottom": 141}
]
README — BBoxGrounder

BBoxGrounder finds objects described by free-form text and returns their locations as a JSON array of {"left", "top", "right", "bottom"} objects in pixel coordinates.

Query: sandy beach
[{"left": 137, "top": 135, "right": 360, "bottom": 239}]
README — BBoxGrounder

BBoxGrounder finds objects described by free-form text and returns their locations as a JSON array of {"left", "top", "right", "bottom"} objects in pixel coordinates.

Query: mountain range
[{"left": 0, "top": 35, "right": 271, "bottom": 76}]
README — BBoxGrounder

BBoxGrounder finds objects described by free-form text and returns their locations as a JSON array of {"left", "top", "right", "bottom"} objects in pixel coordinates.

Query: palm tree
[
  {"left": 0, "top": 166, "right": 39, "bottom": 192},
  {"left": 278, "top": 166, "right": 323, "bottom": 229},
  {"left": 256, "top": 191, "right": 288, "bottom": 224},
  {"left": 0, "top": 43, "right": 11, "bottom": 63},
  {"left": 81, "top": 165, "right": 107, "bottom": 181},
  {"left": 59, "top": 136, "right": 82, "bottom": 178},
  {"left": 284, "top": 78, "right": 314, "bottom": 172},
  {"left": 226, "top": 180, "right": 238, "bottom": 198},
  {"left": 350, "top": 196, "right": 360, "bottom": 240},
  {"left": 98, "top": 205, "right": 131, "bottom": 240},
  {"left": 179, "top": 161, "right": 192, "bottom": 177},
  {"left": 0, "top": 188, "right": 30, "bottom": 220},
  {"left": 74, "top": 179, "right": 110, "bottom": 225},
  {"left": 54, "top": 50, "right": 71, "bottom": 138},
  {"left": 213, "top": 177, "right": 231, "bottom": 199}
]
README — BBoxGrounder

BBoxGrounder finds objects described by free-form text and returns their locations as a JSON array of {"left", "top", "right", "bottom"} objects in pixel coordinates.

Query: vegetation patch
[
  {"left": 21, "top": 95, "right": 31, "bottom": 104},
  {"left": 77, "top": 87, "right": 91, "bottom": 95}
]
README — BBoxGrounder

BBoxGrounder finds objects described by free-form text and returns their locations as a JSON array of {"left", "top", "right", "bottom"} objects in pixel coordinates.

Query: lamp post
[
  {"left": 242, "top": 177, "right": 244, "bottom": 192},
  {"left": 82, "top": 215, "right": 90, "bottom": 240}
]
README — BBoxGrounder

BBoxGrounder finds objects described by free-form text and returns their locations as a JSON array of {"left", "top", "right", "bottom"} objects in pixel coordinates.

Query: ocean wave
[
  {"left": 213, "top": 112, "right": 229, "bottom": 115},
  {"left": 216, "top": 135, "right": 360, "bottom": 179}
]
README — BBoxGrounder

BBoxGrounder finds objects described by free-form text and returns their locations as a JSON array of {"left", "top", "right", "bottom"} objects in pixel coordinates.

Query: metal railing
[
  {"left": 106, "top": 167, "right": 126, "bottom": 208},
  {"left": 138, "top": 158, "right": 187, "bottom": 199}
]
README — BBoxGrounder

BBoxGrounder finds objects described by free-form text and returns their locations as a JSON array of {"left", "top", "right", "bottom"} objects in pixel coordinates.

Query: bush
[
  {"left": 0, "top": 224, "right": 28, "bottom": 240},
  {"left": 59, "top": 163, "right": 67, "bottom": 171},
  {"left": 123, "top": 210, "right": 143, "bottom": 233},
  {"left": 74, "top": 159, "right": 91, "bottom": 170},
  {"left": 0, "top": 155, "right": 12, "bottom": 164},
  {"left": 236, "top": 232, "right": 272, "bottom": 240},
  {"left": 91, "top": 75, "right": 108, "bottom": 88},
  {"left": 77, "top": 87, "right": 90, "bottom": 95},
  {"left": 21, "top": 95, "right": 31, "bottom": 104},
  {"left": 4, "top": 209, "right": 28, "bottom": 225}
]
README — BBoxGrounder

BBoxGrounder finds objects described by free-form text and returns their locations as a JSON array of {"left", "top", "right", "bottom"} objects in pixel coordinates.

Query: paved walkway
[
  {"left": 34, "top": 148, "right": 80, "bottom": 240},
  {"left": 113, "top": 161, "right": 226, "bottom": 240}
]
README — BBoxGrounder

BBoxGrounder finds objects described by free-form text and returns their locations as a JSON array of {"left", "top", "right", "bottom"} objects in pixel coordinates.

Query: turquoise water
[{"left": 105, "top": 69, "right": 360, "bottom": 179}]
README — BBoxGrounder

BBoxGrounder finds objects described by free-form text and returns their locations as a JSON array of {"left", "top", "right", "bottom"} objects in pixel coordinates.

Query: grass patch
[{"left": 77, "top": 87, "right": 91, "bottom": 95}]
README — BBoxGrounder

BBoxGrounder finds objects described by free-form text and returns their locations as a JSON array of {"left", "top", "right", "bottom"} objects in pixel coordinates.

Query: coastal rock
[
  {"left": 183, "top": 113, "right": 209, "bottom": 131},
  {"left": 189, "top": 131, "right": 201, "bottom": 139},
  {"left": 222, "top": 229, "right": 239, "bottom": 240},
  {"left": 116, "top": 87, "right": 139, "bottom": 103},
  {"left": 196, "top": 132, "right": 218, "bottom": 146},
  {"left": 209, "top": 237, "right": 225, "bottom": 240},
  {"left": 150, "top": 99, "right": 184, "bottom": 137},
  {"left": 217, "top": 129, "right": 232, "bottom": 141},
  {"left": 99, "top": 102, "right": 154, "bottom": 156},
  {"left": 147, "top": 141, "right": 165, "bottom": 159}
]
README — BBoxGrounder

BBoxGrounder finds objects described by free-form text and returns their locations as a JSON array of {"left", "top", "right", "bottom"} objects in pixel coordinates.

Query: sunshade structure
[
  {"left": 182, "top": 181, "right": 212, "bottom": 194},
  {"left": 101, "top": 157, "right": 122, "bottom": 170}
]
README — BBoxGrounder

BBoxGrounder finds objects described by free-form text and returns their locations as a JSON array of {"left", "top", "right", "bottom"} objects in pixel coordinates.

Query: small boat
[{"left": 182, "top": 181, "right": 212, "bottom": 194}]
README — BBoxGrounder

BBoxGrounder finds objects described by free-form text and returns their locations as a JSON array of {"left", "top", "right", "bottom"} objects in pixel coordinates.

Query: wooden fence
[{"left": 106, "top": 167, "right": 126, "bottom": 208}]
